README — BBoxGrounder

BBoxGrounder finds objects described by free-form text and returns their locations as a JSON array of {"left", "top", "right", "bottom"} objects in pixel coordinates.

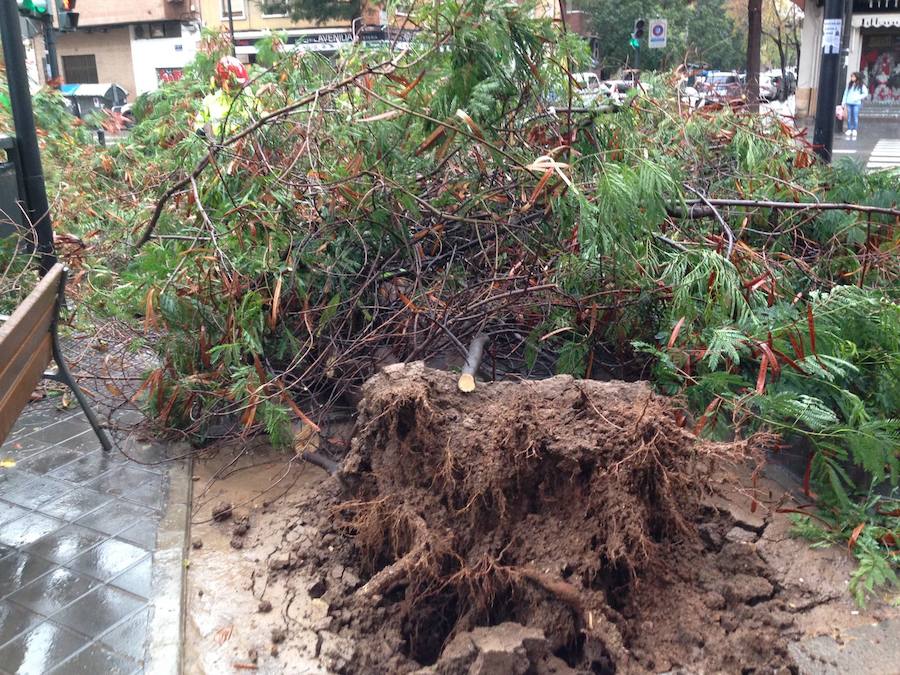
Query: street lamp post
[
  {"left": 226, "top": 0, "right": 236, "bottom": 56},
  {"left": 812, "top": 0, "right": 845, "bottom": 162},
  {"left": 1, "top": 0, "right": 57, "bottom": 274},
  {"left": 42, "top": 14, "right": 59, "bottom": 82}
]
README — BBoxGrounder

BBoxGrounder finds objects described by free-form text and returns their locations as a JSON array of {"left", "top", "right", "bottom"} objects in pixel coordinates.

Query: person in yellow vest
[{"left": 195, "top": 56, "right": 253, "bottom": 139}]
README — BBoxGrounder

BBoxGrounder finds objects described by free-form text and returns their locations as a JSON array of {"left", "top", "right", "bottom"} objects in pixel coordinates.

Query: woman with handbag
[{"left": 841, "top": 72, "right": 867, "bottom": 140}]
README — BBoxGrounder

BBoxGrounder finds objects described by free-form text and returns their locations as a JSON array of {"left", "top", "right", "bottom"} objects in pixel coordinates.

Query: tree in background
[
  {"left": 688, "top": 0, "right": 749, "bottom": 70},
  {"left": 761, "top": 0, "right": 802, "bottom": 98},
  {"left": 275, "top": 0, "right": 363, "bottom": 22},
  {"left": 726, "top": 0, "right": 802, "bottom": 72},
  {"left": 579, "top": 0, "right": 744, "bottom": 75},
  {"left": 747, "top": 0, "right": 762, "bottom": 111}
]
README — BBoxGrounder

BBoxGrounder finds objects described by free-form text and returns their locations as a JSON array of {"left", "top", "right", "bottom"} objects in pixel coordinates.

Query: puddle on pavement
[{"left": 184, "top": 446, "right": 330, "bottom": 674}]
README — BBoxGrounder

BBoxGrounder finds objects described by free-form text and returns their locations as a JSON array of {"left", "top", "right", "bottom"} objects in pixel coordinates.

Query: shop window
[
  {"left": 62, "top": 55, "right": 98, "bottom": 84},
  {"left": 134, "top": 22, "right": 183, "bottom": 40},
  {"left": 860, "top": 31, "right": 900, "bottom": 106}
]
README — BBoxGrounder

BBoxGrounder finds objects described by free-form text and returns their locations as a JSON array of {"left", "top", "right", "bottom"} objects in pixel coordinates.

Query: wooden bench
[{"left": 0, "top": 263, "right": 112, "bottom": 450}]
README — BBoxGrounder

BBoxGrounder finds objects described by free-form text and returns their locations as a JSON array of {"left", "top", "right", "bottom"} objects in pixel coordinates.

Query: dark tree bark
[
  {"left": 747, "top": 0, "right": 763, "bottom": 112},
  {"left": 763, "top": 23, "right": 789, "bottom": 102}
]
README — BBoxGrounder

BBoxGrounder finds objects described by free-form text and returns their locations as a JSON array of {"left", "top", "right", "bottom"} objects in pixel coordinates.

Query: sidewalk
[
  {"left": 795, "top": 116, "right": 900, "bottom": 168},
  {"left": 0, "top": 347, "right": 190, "bottom": 674}
]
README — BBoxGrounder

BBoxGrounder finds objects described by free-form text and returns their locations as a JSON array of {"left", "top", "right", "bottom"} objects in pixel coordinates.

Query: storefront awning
[{"left": 853, "top": 13, "right": 900, "bottom": 28}]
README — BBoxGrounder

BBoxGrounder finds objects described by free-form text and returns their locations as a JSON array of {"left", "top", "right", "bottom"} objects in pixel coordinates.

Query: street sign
[{"left": 648, "top": 19, "right": 667, "bottom": 49}]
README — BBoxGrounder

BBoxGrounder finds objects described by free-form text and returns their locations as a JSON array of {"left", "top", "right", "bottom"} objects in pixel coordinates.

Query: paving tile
[
  {"left": 117, "top": 440, "right": 168, "bottom": 469},
  {"left": 0, "top": 553, "right": 56, "bottom": 601},
  {"left": 51, "top": 430, "right": 106, "bottom": 455},
  {"left": 6, "top": 567, "right": 98, "bottom": 618},
  {"left": 0, "top": 620, "right": 83, "bottom": 674},
  {"left": 14, "top": 448, "right": 84, "bottom": 477},
  {"left": 48, "top": 451, "right": 124, "bottom": 485},
  {"left": 67, "top": 539, "right": 148, "bottom": 582},
  {"left": 0, "top": 471, "right": 38, "bottom": 493},
  {"left": 23, "top": 525, "right": 109, "bottom": 566},
  {"left": 0, "top": 396, "right": 179, "bottom": 675},
  {"left": 116, "top": 519, "right": 157, "bottom": 550},
  {"left": 13, "top": 408, "right": 79, "bottom": 431},
  {"left": 7, "top": 412, "right": 76, "bottom": 442},
  {"left": 0, "top": 439, "right": 53, "bottom": 464},
  {"left": 15, "top": 420, "right": 92, "bottom": 449},
  {"left": 109, "top": 556, "right": 152, "bottom": 600},
  {"left": 98, "top": 607, "right": 149, "bottom": 663},
  {"left": 50, "top": 586, "right": 145, "bottom": 640},
  {"left": 111, "top": 408, "right": 144, "bottom": 426},
  {"left": 0, "top": 601, "right": 43, "bottom": 647},
  {"left": 49, "top": 641, "right": 139, "bottom": 674},
  {"left": 1, "top": 476, "right": 75, "bottom": 510},
  {"left": 74, "top": 501, "right": 156, "bottom": 537},
  {"left": 0, "top": 513, "right": 64, "bottom": 549},
  {"left": 85, "top": 465, "right": 166, "bottom": 510},
  {"left": 36, "top": 488, "right": 114, "bottom": 522},
  {"left": 0, "top": 502, "right": 30, "bottom": 527}
]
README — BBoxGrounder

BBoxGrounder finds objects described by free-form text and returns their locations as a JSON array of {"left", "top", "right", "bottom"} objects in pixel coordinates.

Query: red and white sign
[{"left": 649, "top": 19, "right": 667, "bottom": 49}]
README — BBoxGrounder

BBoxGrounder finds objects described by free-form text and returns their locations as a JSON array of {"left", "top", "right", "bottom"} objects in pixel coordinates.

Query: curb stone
[{"left": 146, "top": 447, "right": 192, "bottom": 675}]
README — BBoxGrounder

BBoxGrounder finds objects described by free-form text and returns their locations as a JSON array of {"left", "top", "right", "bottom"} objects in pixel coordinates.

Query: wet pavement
[
  {"left": 0, "top": 400, "right": 189, "bottom": 674},
  {"left": 795, "top": 116, "right": 900, "bottom": 169}
]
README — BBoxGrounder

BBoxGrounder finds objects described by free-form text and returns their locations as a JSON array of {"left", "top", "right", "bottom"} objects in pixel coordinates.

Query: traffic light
[
  {"left": 630, "top": 19, "right": 645, "bottom": 49},
  {"left": 57, "top": 0, "right": 78, "bottom": 31},
  {"left": 17, "top": 0, "right": 50, "bottom": 19}
]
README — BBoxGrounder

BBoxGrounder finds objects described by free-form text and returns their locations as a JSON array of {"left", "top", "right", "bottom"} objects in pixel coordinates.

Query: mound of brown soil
[{"left": 320, "top": 363, "right": 793, "bottom": 673}]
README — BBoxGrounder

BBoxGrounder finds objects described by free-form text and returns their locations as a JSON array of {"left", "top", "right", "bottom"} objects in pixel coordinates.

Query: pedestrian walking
[{"left": 841, "top": 72, "right": 867, "bottom": 140}]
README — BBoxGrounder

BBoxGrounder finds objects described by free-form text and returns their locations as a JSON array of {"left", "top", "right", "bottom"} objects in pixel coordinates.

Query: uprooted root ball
[{"left": 337, "top": 363, "right": 744, "bottom": 667}]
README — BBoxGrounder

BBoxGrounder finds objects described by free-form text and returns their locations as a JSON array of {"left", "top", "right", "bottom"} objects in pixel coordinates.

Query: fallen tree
[{"left": 6, "top": 0, "right": 897, "bottom": 603}]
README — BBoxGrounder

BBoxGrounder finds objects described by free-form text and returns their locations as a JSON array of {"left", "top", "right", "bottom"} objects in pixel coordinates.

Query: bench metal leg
[{"left": 45, "top": 268, "right": 114, "bottom": 453}]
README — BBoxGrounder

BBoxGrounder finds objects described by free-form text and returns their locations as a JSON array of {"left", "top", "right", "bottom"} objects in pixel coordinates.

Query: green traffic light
[
  {"left": 629, "top": 37, "right": 640, "bottom": 48},
  {"left": 17, "top": 0, "right": 49, "bottom": 15}
]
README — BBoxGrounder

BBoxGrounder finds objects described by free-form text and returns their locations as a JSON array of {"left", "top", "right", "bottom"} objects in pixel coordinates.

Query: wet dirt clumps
[{"left": 311, "top": 362, "right": 796, "bottom": 673}]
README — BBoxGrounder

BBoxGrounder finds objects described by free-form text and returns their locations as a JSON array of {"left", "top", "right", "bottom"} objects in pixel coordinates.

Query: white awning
[{"left": 853, "top": 13, "right": 900, "bottom": 28}]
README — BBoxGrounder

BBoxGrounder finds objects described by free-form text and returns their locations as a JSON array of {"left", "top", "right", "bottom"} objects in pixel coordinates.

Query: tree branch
[
  {"left": 671, "top": 198, "right": 900, "bottom": 219},
  {"left": 134, "top": 60, "right": 395, "bottom": 248}
]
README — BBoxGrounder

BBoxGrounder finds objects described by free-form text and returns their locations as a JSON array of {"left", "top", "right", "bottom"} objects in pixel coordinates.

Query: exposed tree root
[{"left": 334, "top": 364, "right": 760, "bottom": 669}]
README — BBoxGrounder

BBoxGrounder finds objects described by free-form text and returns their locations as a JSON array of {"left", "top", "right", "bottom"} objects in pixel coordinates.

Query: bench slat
[
  {"left": 0, "top": 263, "right": 64, "bottom": 446},
  {"left": 0, "top": 263, "right": 63, "bottom": 365},
  {"left": 0, "top": 333, "right": 51, "bottom": 444},
  {"left": 0, "top": 299, "right": 56, "bottom": 399}
]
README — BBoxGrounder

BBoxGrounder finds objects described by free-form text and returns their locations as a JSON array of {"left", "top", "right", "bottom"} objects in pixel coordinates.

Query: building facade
[
  {"left": 198, "top": 1, "right": 393, "bottom": 62},
  {"left": 797, "top": 0, "right": 900, "bottom": 117},
  {"left": 198, "top": 1, "right": 591, "bottom": 63},
  {"left": 43, "top": 0, "right": 593, "bottom": 101},
  {"left": 54, "top": 1, "right": 201, "bottom": 98}
]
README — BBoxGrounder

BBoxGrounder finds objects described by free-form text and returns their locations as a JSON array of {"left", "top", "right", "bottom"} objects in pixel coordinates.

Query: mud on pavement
[{"left": 185, "top": 364, "right": 898, "bottom": 674}]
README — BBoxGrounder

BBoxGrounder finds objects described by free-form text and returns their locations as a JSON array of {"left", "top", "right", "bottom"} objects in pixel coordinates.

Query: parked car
[
  {"left": 602, "top": 70, "right": 648, "bottom": 103},
  {"left": 765, "top": 69, "right": 797, "bottom": 99},
  {"left": 572, "top": 72, "right": 608, "bottom": 105},
  {"left": 679, "top": 81, "right": 702, "bottom": 109},
  {"left": 546, "top": 72, "right": 614, "bottom": 107},
  {"left": 758, "top": 74, "right": 778, "bottom": 101},
  {"left": 701, "top": 71, "right": 744, "bottom": 100}
]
